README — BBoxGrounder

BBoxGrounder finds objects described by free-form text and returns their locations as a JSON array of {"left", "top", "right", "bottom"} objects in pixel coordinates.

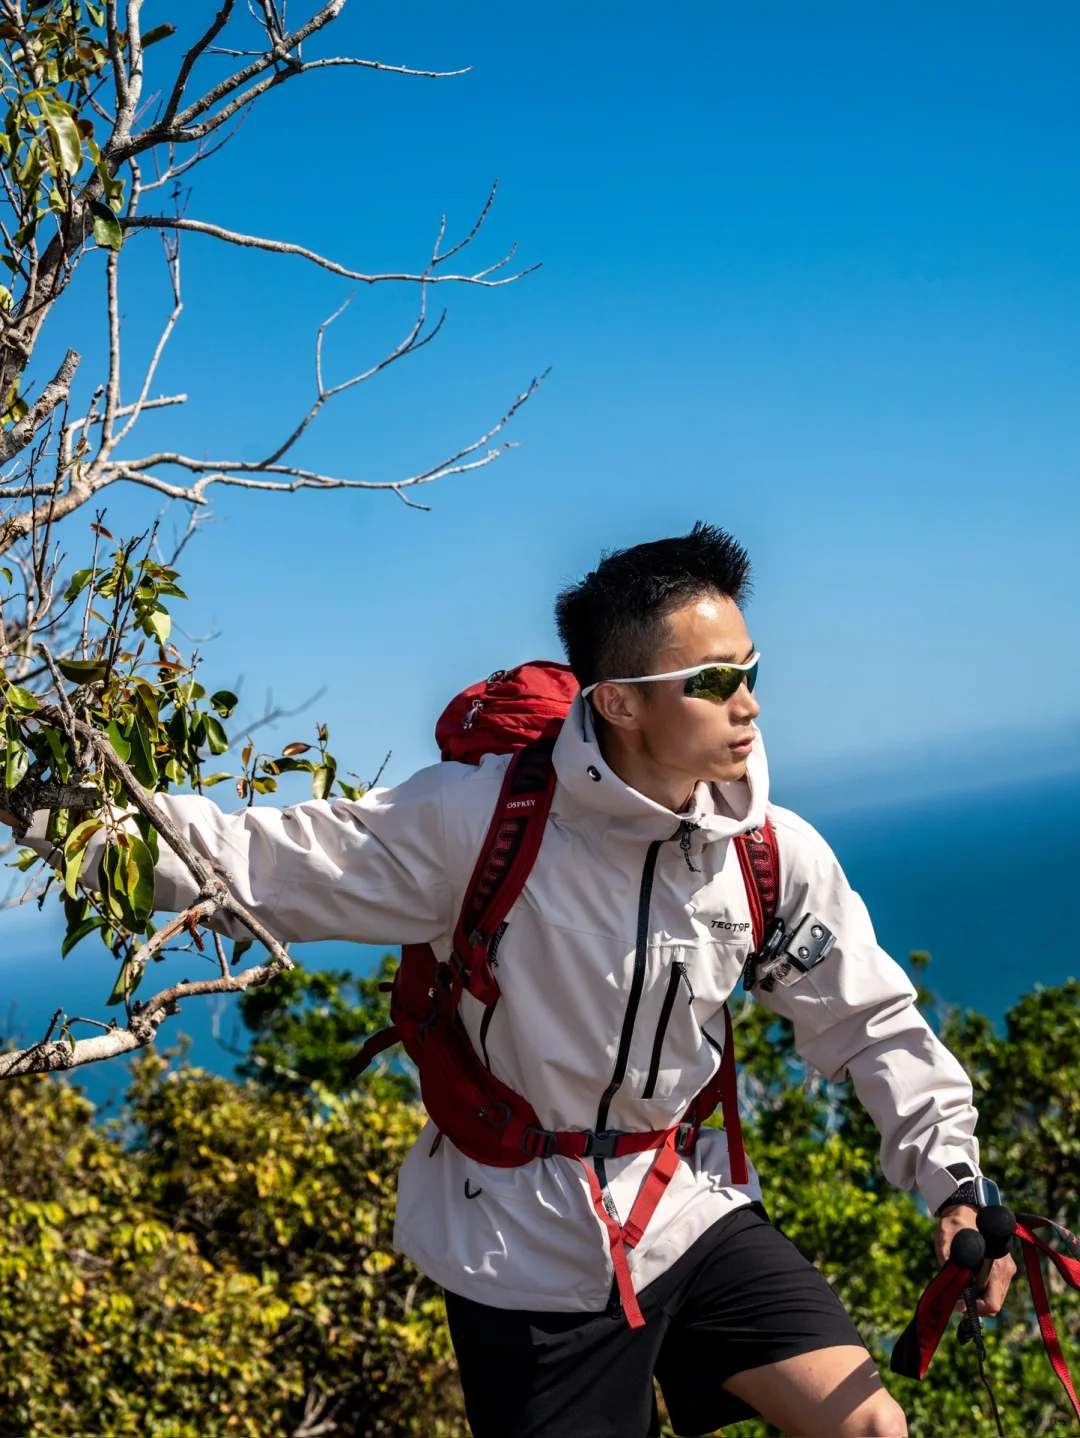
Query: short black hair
[{"left": 554, "top": 523, "right": 752, "bottom": 689}]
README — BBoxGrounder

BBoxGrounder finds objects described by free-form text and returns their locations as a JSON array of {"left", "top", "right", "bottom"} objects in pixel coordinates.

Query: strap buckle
[
  {"left": 582, "top": 1129, "right": 623, "bottom": 1160},
  {"left": 675, "top": 1121, "right": 697, "bottom": 1154},
  {"left": 522, "top": 1126, "right": 556, "bottom": 1160},
  {"left": 446, "top": 950, "right": 470, "bottom": 985}
]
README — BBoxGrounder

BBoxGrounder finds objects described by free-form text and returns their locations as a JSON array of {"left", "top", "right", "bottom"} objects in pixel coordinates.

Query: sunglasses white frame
[{"left": 580, "top": 652, "right": 760, "bottom": 699}]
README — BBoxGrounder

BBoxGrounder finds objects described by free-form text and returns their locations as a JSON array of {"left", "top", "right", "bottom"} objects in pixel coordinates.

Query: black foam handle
[
  {"left": 950, "top": 1228, "right": 987, "bottom": 1271},
  {"left": 977, "top": 1205, "right": 1017, "bottom": 1261}
]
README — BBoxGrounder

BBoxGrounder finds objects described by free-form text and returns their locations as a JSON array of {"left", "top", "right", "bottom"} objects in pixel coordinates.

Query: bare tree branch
[
  {"left": 121, "top": 209, "right": 536, "bottom": 288},
  {"left": 108, "top": 371, "right": 547, "bottom": 511},
  {"left": 0, "top": 349, "right": 80, "bottom": 464}
]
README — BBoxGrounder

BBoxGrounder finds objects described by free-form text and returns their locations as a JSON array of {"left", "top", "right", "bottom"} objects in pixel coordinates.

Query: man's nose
[{"left": 729, "top": 681, "right": 760, "bottom": 722}]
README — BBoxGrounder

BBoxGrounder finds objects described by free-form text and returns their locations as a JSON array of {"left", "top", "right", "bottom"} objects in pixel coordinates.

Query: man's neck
[{"left": 597, "top": 730, "right": 698, "bottom": 814}]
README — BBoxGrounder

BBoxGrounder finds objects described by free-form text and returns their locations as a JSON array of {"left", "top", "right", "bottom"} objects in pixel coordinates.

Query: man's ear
[{"left": 588, "top": 682, "right": 642, "bottom": 733}]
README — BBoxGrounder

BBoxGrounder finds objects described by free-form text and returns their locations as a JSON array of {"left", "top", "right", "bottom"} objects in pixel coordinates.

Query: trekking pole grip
[{"left": 958, "top": 1206, "right": 1017, "bottom": 1345}]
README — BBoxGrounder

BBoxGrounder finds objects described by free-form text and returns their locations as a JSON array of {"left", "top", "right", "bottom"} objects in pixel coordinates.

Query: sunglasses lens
[{"left": 684, "top": 659, "right": 758, "bottom": 702}]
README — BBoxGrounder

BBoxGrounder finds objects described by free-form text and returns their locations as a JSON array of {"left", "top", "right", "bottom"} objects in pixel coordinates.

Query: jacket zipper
[
  {"left": 594, "top": 838, "right": 662, "bottom": 1135},
  {"left": 641, "top": 960, "right": 693, "bottom": 1100},
  {"left": 592, "top": 823, "right": 694, "bottom": 1245}
]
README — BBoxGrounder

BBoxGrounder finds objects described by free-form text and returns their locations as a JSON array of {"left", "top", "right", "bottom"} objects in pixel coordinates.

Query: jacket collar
[{"left": 550, "top": 693, "right": 769, "bottom": 842}]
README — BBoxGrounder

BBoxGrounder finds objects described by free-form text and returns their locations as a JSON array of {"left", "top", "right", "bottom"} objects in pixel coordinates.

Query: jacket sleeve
[
  {"left": 756, "top": 805, "right": 981, "bottom": 1216},
  {"left": 24, "top": 763, "right": 460, "bottom": 946}
]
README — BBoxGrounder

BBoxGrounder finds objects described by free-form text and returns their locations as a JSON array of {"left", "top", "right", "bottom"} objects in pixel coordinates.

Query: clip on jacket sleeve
[{"left": 757, "top": 808, "right": 981, "bottom": 1217}]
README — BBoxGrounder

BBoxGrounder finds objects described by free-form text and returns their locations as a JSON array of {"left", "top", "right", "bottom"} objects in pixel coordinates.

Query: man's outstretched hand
[{"left": 936, "top": 1206, "right": 1017, "bottom": 1316}]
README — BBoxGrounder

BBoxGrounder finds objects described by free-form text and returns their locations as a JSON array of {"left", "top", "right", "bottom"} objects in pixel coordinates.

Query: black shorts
[{"left": 444, "top": 1202, "right": 864, "bottom": 1438}]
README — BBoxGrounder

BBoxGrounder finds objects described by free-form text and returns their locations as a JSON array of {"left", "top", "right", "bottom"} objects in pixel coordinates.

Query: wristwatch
[{"left": 936, "top": 1173, "right": 1002, "bottom": 1215}]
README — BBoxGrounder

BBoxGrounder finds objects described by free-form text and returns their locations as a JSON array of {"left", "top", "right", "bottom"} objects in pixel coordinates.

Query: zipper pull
[
  {"left": 674, "top": 960, "right": 695, "bottom": 1003},
  {"left": 678, "top": 821, "right": 700, "bottom": 873}
]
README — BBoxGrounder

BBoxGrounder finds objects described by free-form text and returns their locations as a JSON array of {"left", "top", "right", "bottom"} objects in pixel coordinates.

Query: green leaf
[
  {"left": 61, "top": 914, "right": 105, "bottom": 958},
  {"left": 42, "top": 725, "right": 72, "bottom": 782},
  {"left": 141, "top": 605, "right": 170, "bottom": 644},
  {"left": 5, "top": 684, "right": 38, "bottom": 713},
  {"left": 63, "top": 817, "right": 102, "bottom": 898},
  {"left": 128, "top": 719, "right": 158, "bottom": 789},
  {"left": 232, "top": 938, "right": 253, "bottom": 966},
  {"left": 209, "top": 690, "right": 238, "bottom": 719},
  {"left": 57, "top": 657, "right": 108, "bottom": 684},
  {"left": 251, "top": 776, "right": 277, "bottom": 795},
  {"left": 203, "top": 715, "right": 229, "bottom": 756},
  {"left": 64, "top": 568, "right": 94, "bottom": 601},
  {"left": 0, "top": 284, "right": 12, "bottom": 312},
  {"left": 0, "top": 568, "right": 11, "bottom": 584},
  {"left": 265, "top": 756, "right": 314, "bottom": 775},
  {"left": 105, "top": 720, "right": 131, "bottom": 762},
  {"left": 90, "top": 198, "right": 122, "bottom": 251},
  {"left": 12, "top": 214, "right": 40, "bottom": 249},
  {"left": 4, "top": 734, "right": 28, "bottom": 789},
  {"left": 311, "top": 763, "right": 335, "bottom": 801},
  {"left": 124, "top": 834, "right": 156, "bottom": 926},
  {"left": 337, "top": 782, "right": 362, "bottom": 801},
  {"left": 8, "top": 847, "right": 38, "bottom": 872},
  {"left": 106, "top": 955, "right": 143, "bottom": 1007},
  {"left": 39, "top": 97, "right": 83, "bottom": 178},
  {"left": 141, "top": 23, "right": 176, "bottom": 46},
  {"left": 201, "top": 772, "right": 233, "bottom": 787}
]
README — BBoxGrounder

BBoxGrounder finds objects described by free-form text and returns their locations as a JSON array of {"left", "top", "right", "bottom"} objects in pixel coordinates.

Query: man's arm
[
  {"left": 18, "top": 761, "right": 464, "bottom": 946},
  {"left": 757, "top": 806, "right": 1015, "bottom": 1313}
]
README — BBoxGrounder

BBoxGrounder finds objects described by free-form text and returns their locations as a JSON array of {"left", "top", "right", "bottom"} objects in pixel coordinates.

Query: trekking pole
[
  {"left": 953, "top": 1212, "right": 1015, "bottom": 1438},
  {"left": 958, "top": 1206, "right": 1017, "bottom": 1345}
]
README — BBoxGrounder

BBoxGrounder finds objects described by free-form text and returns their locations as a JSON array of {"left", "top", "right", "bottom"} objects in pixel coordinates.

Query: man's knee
[{"left": 855, "top": 1389, "right": 907, "bottom": 1437}]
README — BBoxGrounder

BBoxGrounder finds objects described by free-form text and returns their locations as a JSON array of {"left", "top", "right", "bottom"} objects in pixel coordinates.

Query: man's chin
[{"left": 709, "top": 754, "right": 750, "bottom": 784}]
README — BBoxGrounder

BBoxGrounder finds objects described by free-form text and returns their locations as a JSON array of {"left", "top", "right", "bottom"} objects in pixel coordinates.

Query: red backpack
[{"left": 352, "top": 660, "right": 779, "bottom": 1328}]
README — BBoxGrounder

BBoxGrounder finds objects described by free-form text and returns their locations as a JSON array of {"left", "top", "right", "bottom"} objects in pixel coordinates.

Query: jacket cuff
[{"left": 921, "top": 1157, "right": 982, "bottom": 1216}]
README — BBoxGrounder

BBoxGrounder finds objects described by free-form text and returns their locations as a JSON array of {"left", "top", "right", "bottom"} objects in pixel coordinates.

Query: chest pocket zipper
[{"left": 642, "top": 960, "right": 694, "bottom": 1100}]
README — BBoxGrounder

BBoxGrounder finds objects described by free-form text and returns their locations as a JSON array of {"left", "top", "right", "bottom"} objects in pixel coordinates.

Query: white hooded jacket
[{"left": 34, "top": 697, "right": 981, "bottom": 1311}]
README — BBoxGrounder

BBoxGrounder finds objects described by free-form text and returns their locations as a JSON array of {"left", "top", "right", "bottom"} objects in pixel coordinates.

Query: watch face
[{"left": 975, "top": 1177, "right": 1002, "bottom": 1208}]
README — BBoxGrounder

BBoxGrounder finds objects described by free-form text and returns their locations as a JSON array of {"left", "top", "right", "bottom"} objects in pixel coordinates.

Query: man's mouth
[{"left": 728, "top": 735, "right": 754, "bottom": 755}]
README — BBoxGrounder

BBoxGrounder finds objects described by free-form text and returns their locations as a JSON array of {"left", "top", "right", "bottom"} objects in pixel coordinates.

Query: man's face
[{"left": 592, "top": 594, "right": 761, "bottom": 788}]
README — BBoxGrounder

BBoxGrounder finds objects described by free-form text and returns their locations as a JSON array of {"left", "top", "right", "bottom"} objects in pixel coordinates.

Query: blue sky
[
  {"left": 5, "top": 0, "right": 1080, "bottom": 1087},
  {"left": 39, "top": 0, "right": 1080, "bottom": 798}
]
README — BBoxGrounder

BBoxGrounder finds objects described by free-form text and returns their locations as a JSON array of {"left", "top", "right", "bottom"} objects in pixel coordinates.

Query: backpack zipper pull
[{"left": 678, "top": 821, "right": 700, "bottom": 873}]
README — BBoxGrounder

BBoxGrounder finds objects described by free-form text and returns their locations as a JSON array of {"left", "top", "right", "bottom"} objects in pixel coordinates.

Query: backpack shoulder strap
[
  {"left": 451, "top": 729, "right": 559, "bottom": 1006},
  {"left": 733, "top": 818, "right": 779, "bottom": 950},
  {"left": 697, "top": 819, "right": 779, "bottom": 1188}
]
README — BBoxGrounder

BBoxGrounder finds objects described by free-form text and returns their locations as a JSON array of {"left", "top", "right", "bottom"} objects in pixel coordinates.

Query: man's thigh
[
  {"left": 444, "top": 1288, "right": 664, "bottom": 1438},
  {"left": 655, "top": 1203, "right": 869, "bottom": 1436},
  {"left": 723, "top": 1346, "right": 907, "bottom": 1438}
]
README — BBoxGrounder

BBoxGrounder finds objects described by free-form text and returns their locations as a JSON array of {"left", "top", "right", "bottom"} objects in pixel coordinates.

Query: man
[{"left": 11, "top": 524, "right": 1014, "bottom": 1436}]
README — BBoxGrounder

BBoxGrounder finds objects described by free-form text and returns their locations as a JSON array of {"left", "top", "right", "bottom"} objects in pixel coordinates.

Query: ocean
[{"left": 2, "top": 768, "right": 1077, "bottom": 1111}]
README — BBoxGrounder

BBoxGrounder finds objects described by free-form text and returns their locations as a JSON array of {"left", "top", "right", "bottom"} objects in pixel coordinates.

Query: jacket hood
[{"left": 551, "top": 692, "right": 769, "bottom": 842}]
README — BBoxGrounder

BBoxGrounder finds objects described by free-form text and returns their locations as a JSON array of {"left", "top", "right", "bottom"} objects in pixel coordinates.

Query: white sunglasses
[{"left": 581, "top": 653, "right": 760, "bottom": 703}]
